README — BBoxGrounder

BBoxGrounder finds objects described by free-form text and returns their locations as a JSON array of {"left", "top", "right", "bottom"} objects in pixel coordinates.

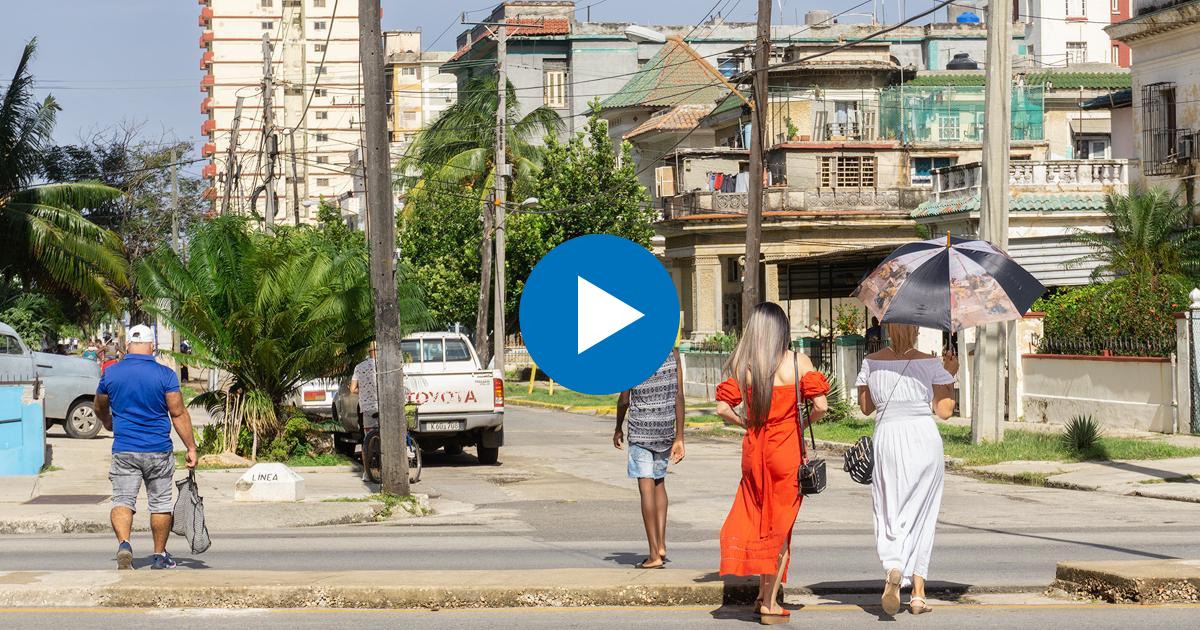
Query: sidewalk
[
  {"left": 0, "top": 431, "right": 389, "bottom": 534},
  {"left": 968, "top": 456, "right": 1200, "bottom": 503},
  {"left": 1055, "top": 560, "right": 1200, "bottom": 603}
]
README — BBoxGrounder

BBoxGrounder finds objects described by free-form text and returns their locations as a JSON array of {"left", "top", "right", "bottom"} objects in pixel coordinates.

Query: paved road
[
  {"left": 3, "top": 605, "right": 1199, "bottom": 629},
  {"left": 4, "top": 406, "right": 1199, "bottom": 592}
]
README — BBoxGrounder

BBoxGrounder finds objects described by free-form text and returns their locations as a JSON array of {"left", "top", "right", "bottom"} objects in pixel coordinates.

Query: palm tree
[
  {"left": 398, "top": 75, "right": 562, "bottom": 364},
  {"left": 1071, "top": 188, "right": 1200, "bottom": 281},
  {"left": 0, "top": 39, "right": 127, "bottom": 310},
  {"left": 137, "top": 216, "right": 430, "bottom": 458}
]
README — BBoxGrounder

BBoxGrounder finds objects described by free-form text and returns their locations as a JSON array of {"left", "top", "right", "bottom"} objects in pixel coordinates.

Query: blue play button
[{"left": 519, "top": 234, "right": 681, "bottom": 395}]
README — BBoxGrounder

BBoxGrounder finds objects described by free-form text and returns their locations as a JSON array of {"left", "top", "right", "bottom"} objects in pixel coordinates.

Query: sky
[{"left": 0, "top": 0, "right": 937, "bottom": 168}]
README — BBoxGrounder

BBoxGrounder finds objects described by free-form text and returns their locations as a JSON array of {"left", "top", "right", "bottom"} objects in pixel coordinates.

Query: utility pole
[
  {"left": 262, "top": 33, "right": 277, "bottom": 232},
  {"left": 742, "top": 0, "right": 771, "bottom": 327},
  {"left": 289, "top": 132, "right": 301, "bottom": 226},
  {"left": 972, "top": 0, "right": 1013, "bottom": 444},
  {"left": 220, "top": 96, "right": 244, "bottom": 216},
  {"left": 170, "top": 148, "right": 180, "bottom": 254},
  {"left": 493, "top": 24, "right": 508, "bottom": 377},
  {"left": 360, "top": 0, "right": 409, "bottom": 494}
]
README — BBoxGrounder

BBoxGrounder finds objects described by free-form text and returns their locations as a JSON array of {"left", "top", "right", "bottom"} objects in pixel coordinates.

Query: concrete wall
[
  {"left": 680, "top": 351, "right": 730, "bottom": 400},
  {"left": 1111, "top": 107, "right": 1134, "bottom": 159},
  {"left": 1023, "top": 0, "right": 1117, "bottom": 66},
  {"left": 1021, "top": 355, "right": 1175, "bottom": 432}
]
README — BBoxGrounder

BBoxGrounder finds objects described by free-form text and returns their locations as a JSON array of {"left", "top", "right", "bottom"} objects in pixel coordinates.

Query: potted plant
[
  {"left": 833, "top": 304, "right": 865, "bottom": 345},
  {"left": 786, "top": 117, "right": 800, "bottom": 142}
]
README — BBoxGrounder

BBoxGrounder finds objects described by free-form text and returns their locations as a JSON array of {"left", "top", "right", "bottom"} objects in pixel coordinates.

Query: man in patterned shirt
[
  {"left": 613, "top": 348, "right": 685, "bottom": 569},
  {"left": 350, "top": 342, "right": 378, "bottom": 480}
]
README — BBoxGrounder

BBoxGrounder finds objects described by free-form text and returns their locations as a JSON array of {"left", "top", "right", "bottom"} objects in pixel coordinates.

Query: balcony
[
  {"left": 201, "top": 119, "right": 215, "bottom": 135},
  {"left": 930, "top": 160, "right": 1132, "bottom": 201},
  {"left": 202, "top": 163, "right": 217, "bottom": 178},
  {"left": 200, "top": 97, "right": 213, "bottom": 114},
  {"left": 199, "top": 31, "right": 213, "bottom": 49},
  {"left": 662, "top": 187, "right": 928, "bottom": 221},
  {"left": 200, "top": 50, "right": 213, "bottom": 70},
  {"left": 201, "top": 142, "right": 216, "bottom": 157},
  {"left": 200, "top": 74, "right": 214, "bottom": 91},
  {"left": 198, "top": 6, "right": 212, "bottom": 27}
]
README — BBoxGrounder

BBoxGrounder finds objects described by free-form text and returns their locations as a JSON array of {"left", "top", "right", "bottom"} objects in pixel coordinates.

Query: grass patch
[
  {"left": 39, "top": 464, "right": 63, "bottom": 474},
  {"left": 1139, "top": 474, "right": 1200, "bottom": 485},
  {"left": 505, "top": 383, "right": 711, "bottom": 410},
  {"left": 686, "top": 413, "right": 723, "bottom": 424},
  {"left": 775, "top": 417, "right": 1200, "bottom": 466},
  {"left": 180, "top": 385, "right": 200, "bottom": 405},
  {"left": 323, "top": 492, "right": 430, "bottom": 519}
]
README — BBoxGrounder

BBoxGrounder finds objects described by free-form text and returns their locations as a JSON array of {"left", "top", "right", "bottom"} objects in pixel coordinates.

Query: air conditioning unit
[{"left": 1177, "top": 133, "right": 1196, "bottom": 162}]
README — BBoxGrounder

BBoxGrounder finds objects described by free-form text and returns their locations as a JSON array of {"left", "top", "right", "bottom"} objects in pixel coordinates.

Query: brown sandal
[
  {"left": 758, "top": 604, "right": 791, "bottom": 625},
  {"left": 882, "top": 569, "right": 902, "bottom": 615},
  {"left": 909, "top": 596, "right": 933, "bottom": 615}
]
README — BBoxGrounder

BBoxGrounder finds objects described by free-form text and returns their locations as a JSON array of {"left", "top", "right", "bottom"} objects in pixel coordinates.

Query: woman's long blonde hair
[
  {"left": 886, "top": 323, "right": 918, "bottom": 353},
  {"left": 725, "top": 302, "right": 791, "bottom": 430}
]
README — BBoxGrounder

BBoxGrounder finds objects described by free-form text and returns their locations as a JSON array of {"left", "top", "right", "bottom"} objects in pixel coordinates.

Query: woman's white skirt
[{"left": 871, "top": 413, "right": 945, "bottom": 587}]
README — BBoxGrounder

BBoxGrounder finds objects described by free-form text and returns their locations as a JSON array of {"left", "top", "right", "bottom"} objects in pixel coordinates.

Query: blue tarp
[{"left": 0, "top": 384, "right": 45, "bottom": 475}]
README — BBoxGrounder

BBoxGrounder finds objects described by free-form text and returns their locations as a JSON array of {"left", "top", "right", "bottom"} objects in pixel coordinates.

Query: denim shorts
[
  {"left": 109, "top": 452, "right": 175, "bottom": 513},
  {"left": 627, "top": 443, "right": 669, "bottom": 480}
]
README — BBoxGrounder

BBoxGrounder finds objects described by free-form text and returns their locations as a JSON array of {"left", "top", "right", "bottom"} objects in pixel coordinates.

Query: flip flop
[
  {"left": 882, "top": 569, "right": 902, "bottom": 615},
  {"left": 636, "top": 559, "right": 665, "bottom": 569},
  {"left": 758, "top": 605, "right": 791, "bottom": 625},
  {"left": 909, "top": 596, "right": 933, "bottom": 615}
]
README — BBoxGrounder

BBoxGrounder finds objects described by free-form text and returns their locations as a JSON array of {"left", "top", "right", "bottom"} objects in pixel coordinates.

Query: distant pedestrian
[
  {"left": 95, "top": 324, "right": 197, "bottom": 570},
  {"left": 866, "top": 317, "right": 883, "bottom": 352},
  {"left": 855, "top": 323, "right": 958, "bottom": 615},
  {"left": 715, "top": 302, "right": 829, "bottom": 624},
  {"left": 101, "top": 344, "right": 122, "bottom": 374},
  {"left": 350, "top": 342, "right": 378, "bottom": 481},
  {"left": 82, "top": 343, "right": 99, "bottom": 362},
  {"left": 613, "top": 348, "right": 685, "bottom": 569}
]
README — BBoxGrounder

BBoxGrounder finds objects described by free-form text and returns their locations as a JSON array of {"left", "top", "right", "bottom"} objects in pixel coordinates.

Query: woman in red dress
[{"left": 715, "top": 302, "right": 829, "bottom": 624}]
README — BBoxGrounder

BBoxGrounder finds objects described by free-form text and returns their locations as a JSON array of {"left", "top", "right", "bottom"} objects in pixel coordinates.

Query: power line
[{"left": 286, "top": 0, "right": 340, "bottom": 136}]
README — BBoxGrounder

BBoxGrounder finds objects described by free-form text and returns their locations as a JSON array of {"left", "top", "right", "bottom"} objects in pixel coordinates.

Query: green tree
[
  {"left": 137, "top": 216, "right": 430, "bottom": 457},
  {"left": 399, "top": 75, "right": 562, "bottom": 363},
  {"left": 1070, "top": 188, "right": 1200, "bottom": 281},
  {"left": 0, "top": 39, "right": 127, "bottom": 311}
]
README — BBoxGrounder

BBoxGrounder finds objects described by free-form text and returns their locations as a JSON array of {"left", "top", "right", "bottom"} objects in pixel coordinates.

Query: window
[
  {"left": 314, "top": 0, "right": 326, "bottom": 6},
  {"left": 911, "top": 157, "right": 955, "bottom": 186},
  {"left": 262, "top": 0, "right": 273, "bottom": 6},
  {"left": 1066, "top": 0, "right": 1085, "bottom": 16},
  {"left": 439, "top": 87, "right": 453, "bottom": 103},
  {"left": 315, "top": 65, "right": 327, "bottom": 75},
  {"left": 543, "top": 61, "right": 567, "bottom": 109},
  {"left": 316, "top": 155, "right": 329, "bottom": 164},
  {"left": 820, "top": 156, "right": 876, "bottom": 189},
  {"left": 314, "top": 88, "right": 327, "bottom": 97},
  {"left": 401, "top": 67, "right": 417, "bottom": 76},
  {"left": 726, "top": 257, "right": 741, "bottom": 283},
  {"left": 1143, "top": 82, "right": 1179, "bottom": 175},
  {"left": 1111, "top": 0, "right": 1120, "bottom": 12},
  {"left": 1080, "top": 137, "right": 1111, "bottom": 159},
  {"left": 402, "top": 111, "right": 418, "bottom": 125},
  {"left": 1, "top": 334, "right": 23, "bottom": 355},
  {"left": 717, "top": 56, "right": 739, "bottom": 78},
  {"left": 313, "top": 20, "right": 327, "bottom": 30},
  {"left": 261, "top": 21, "right": 274, "bottom": 30},
  {"left": 1066, "top": 42, "right": 1087, "bottom": 65},
  {"left": 316, "top": 178, "right": 330, "bottom": 187},
  {"left": 828, "top": 101, "right": 861, "bottom": 138},
  {"left": 316, "top": 133, "right": 329, "bottom": 142},
  {"left": 937, "top": 114, "right": 961, "bottom": 141},
  {"left": 1111, "top": 44, "right": 1120, "bottom": 64},
  {"left": 314, "top": 43, "right": 326, "bottom": 53},
  {"left": 315, "top": 110, "right": 328, "bottom": 120},
  {"left": 654, "top": 165, "right": 677, "bottom": 198},
  {"left": 445, "top": 340, "right": 471, "bottom": 362}
]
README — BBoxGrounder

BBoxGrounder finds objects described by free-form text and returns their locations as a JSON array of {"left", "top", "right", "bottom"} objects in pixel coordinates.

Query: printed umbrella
[{"left": 853, "top": 235, "right": 1045, "bottom": 332}]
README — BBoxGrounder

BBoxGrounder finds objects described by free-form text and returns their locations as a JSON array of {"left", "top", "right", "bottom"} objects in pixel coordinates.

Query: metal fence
[{"left": 1032, "top": 335, "right": 1175, "bottom": 358}]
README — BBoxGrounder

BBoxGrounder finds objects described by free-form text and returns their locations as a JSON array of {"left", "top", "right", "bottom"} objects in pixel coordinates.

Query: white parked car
[
  {"left": 332, "top": 332, "right": 504, "bottom": 464},
  {"left": 0, "top": 322, "right": 102, "bottom": 438}
]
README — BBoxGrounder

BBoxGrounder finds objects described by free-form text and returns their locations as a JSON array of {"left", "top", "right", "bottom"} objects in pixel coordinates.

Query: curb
[
  {"left": 1054, "top": 560, "right": 1200, "bottom": 603},
  {"left": 0, "top": 570, "right": 1048, "bottom": 609}
]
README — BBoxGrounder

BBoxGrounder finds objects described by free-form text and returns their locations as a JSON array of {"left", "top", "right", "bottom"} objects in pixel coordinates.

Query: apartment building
[
  {"left": 384, "top": 31, "right": 456, "bottom": 158},
  {"left": 199, "top": 0, "right": 363, "bottom": 222},
  {"left": 1019, "top": 0, "right": 1132, "bottom": 67}
]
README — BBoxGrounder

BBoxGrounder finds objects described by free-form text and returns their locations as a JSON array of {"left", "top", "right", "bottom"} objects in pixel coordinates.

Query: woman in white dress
[{"left": 855, "top": 323, "right": 958, "bottom": 616}]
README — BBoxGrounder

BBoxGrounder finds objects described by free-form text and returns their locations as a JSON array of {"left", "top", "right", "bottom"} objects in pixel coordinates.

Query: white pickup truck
[{"left": 332, "top": 332, "right": 504, "bottom": 464}]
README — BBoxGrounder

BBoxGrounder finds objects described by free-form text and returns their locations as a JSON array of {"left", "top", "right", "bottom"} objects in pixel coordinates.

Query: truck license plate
[{"left": 423, "top": 421, "right": 465, "bottom": 432}]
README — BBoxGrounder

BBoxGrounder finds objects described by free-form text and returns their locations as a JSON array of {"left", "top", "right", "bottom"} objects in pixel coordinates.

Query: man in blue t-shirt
[{"left": 96, "top": 324, "right": 197, "bottom": 570}]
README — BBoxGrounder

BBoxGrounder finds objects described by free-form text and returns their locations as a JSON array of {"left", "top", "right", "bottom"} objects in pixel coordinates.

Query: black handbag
[
  {"left": 843, "top": 435, "right": 874, "bottom": 485},
  {"left": 794, "top": 353, "right": 826, "bottom": 496}
]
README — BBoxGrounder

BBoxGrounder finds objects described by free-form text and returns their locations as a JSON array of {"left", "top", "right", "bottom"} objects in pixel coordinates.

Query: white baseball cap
[{"left": 127, "top": 324, "right": 154, "bottom": 343}]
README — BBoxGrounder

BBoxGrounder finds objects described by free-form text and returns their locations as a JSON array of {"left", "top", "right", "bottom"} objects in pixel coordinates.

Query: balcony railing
[
  {"left": 662, "top": 187, "right": 928, "bottom": 221},
  {"left": 931, "top": 160, "right": 1132, "bottom": 201}
]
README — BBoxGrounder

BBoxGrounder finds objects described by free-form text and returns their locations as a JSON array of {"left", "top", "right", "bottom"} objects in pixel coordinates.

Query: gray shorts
[{"left": 109, "top": 452, "right": 175, "bottom": 513}]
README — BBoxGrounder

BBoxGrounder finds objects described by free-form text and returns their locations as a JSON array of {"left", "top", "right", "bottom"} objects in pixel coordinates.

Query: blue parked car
[{"left": 0, "top": 322, "right": 101, "bottom": 438}]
